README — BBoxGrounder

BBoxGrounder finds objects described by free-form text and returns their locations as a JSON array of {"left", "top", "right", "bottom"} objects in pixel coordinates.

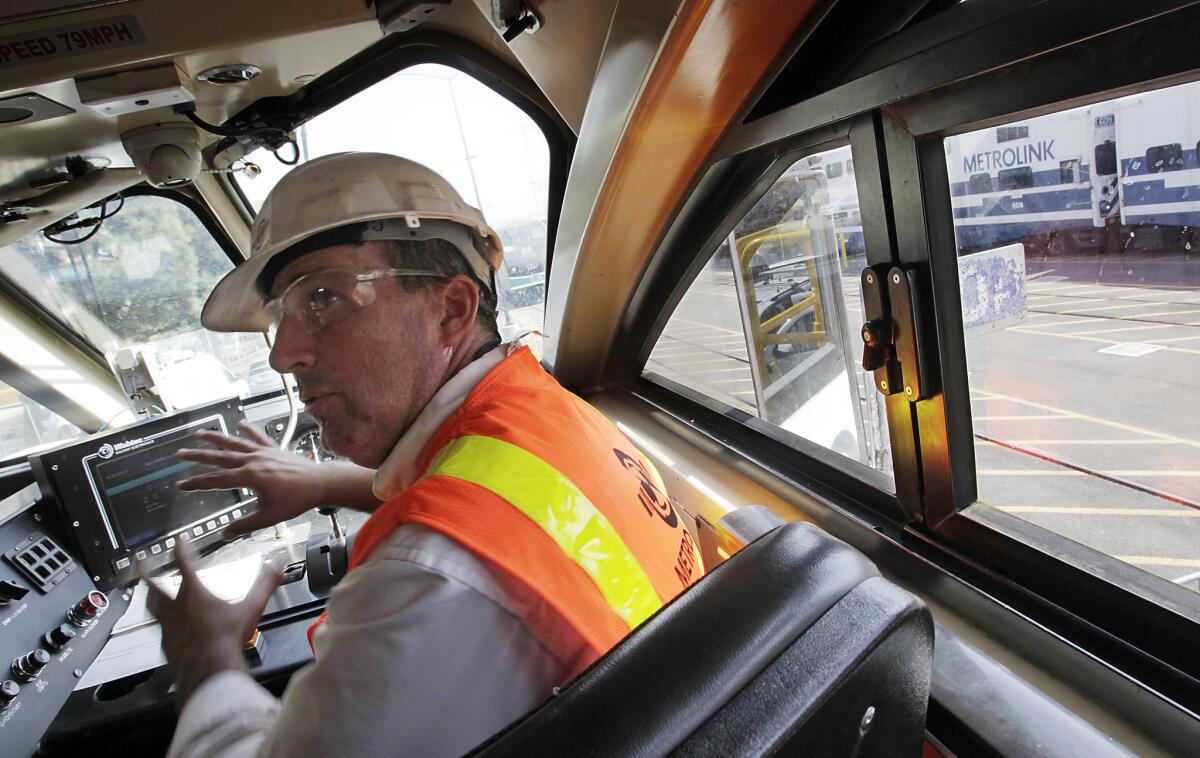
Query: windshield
[
  {"left": 0, "top": 194, "right": 271, "bottom": 410},
  {"left": 234, "top": 63, "right": 551, "bottom": 344},
  {"left": 0, "top": 379, "right": 85, "bottom": 462}
]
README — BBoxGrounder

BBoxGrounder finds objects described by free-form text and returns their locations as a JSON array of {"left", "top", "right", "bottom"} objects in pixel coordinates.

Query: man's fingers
[
  {"left": 221, "top": 510, "right": 277, "bottom": 540},
  {"left": 193, "top": 430, "right": 262, "bottom": 454},
  {"left": 242, "top": 564, "right": 283, "bottom": 618},
  {"left": 176, "top": 448, "right": 247, "bottom": 468},
  {"left": 237, "top": 420, "right": 276, "bottom": 448},
  {"left": 172, "top": 539, "right": 201, "bottom": 586},
  {"left": 177, "top": 470, "right": 241, "bottom": 492},
  {"left": 139, "top": 563, "right": 172, "bottom": 618}
]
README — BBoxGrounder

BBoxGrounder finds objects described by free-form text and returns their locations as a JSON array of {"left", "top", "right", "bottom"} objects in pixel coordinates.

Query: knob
[
  {"left": 67, "top": 590, "right": 109, "bottom": 627},
  {"left": 12, "top": 649, "right": 49, "bottom": 681},
  {"left": 861, "top": 319, "right": 891, "bottom": 371},
  {"left": 0, "top": 680, "right": 17, "bottom": 708},
  {"left": 44, "top": 623, "right": 76, "bottom": 651}
]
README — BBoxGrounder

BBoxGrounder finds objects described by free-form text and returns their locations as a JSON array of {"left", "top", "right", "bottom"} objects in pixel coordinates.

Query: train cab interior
[{"left": 0, "top": 0, "right": 1197, "bottom": 755}]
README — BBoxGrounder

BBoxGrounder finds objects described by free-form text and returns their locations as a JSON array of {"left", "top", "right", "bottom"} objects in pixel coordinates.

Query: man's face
[{"left": 266, "top": 243, "right": 445, "bottom": 467}]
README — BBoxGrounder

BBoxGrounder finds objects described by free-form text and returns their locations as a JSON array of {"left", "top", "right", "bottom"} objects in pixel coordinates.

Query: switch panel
[
  {"left": 0, "top": 510, "right": 128, "bottom": 756},
  {"left": 5, "top": 534, "right": 74, "bottom": 593}
]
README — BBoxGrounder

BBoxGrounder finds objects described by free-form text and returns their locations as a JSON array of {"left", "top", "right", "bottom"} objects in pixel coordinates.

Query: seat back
[{"left": 473, "top": 522, "right": 934, "bottom": 756}]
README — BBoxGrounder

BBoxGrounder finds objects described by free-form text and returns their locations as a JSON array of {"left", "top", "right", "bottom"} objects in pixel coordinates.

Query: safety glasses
[{"left": 264, "top": 268, "right": 446, "bottom": 334}]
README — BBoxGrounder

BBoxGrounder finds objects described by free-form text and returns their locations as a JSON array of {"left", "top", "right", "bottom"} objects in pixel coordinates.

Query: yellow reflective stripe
[{"left": 424, "top": 435, "right": 662, "bottom": 628}]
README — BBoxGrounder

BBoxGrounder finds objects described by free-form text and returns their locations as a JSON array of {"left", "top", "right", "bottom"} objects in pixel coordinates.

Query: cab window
[
  {"left": 0, "top": 380, "right": 83, "bottom": 461},
  {"left": 943, "top": 79, "right": 1200, "bottom": 595},
  {"left": 644, "top": 145, "right": 892, "bottom": 483},
  {"left": 0, "top": 194, "right": 271, "bottom": 409},
  {"left": 234, "top": 63, "right": 551, "bottom": 342}
]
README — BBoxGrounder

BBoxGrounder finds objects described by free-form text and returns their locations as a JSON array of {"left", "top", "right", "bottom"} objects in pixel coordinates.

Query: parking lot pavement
[
  {"left": 970, "top": 388, "right": 1200, "bottom": 584},
  {"left": 967, "top": 276, "right": 1200, "bottom": 589},
  {"left": 645, "top": 269, "right": 758, "bottom": 414},
  {"left": 641, "top": 264, "right": 1200, "bottom": 592}
]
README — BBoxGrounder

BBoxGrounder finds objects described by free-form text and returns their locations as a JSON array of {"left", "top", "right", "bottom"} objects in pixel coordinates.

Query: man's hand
[
  {"left": 177, "top": 421, "right": 381, "bottom": 538},
  {"left": 177, "top": 421, "right": 332, "bottom": 539},
  {"left": 143, "top": 540, "right": 282, "bottom": 707}
]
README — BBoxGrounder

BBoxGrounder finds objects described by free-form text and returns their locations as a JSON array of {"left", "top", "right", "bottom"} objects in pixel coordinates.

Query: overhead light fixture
[
  {"left": 0, "top": 107, "right": 32, "bottom": 123},
  {"left": 196, "top": 64, "right": 261, "bottom": 85},
  {"left": 0, "top": 92, "right": 74, "bottom": 127}
]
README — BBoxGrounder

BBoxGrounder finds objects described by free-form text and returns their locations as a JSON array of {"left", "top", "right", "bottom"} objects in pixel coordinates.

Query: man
[{"left": 149, "top": 152, "right": 703, "bottom": 757}]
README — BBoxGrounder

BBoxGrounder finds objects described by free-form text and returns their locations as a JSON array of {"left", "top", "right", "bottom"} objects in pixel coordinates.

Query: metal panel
[
  {"left": 890, "top": 2, "right": 1200, "bottom": 138},
  {"left": 725, "top": 1, "right": 1199, "bottom": 158}
]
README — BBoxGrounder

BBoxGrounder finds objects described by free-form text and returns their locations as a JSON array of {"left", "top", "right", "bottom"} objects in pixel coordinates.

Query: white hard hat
[{"left": 201, "top": 152, "right": 504, "bottom": 332}]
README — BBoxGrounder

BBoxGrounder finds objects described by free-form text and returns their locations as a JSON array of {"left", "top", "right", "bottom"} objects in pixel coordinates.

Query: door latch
[{"left": 860, "top": 264, "right": 938, "bottom": 402}]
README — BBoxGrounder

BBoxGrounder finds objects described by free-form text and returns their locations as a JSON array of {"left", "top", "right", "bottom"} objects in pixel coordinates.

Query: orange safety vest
[{"left": 307, "top": 346, "right": 703, "bottom": 670}]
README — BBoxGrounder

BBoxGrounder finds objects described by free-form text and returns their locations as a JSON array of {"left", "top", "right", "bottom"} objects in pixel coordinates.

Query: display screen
[{"left": 89, "top": 417, "right": 240, "bottom": 550}]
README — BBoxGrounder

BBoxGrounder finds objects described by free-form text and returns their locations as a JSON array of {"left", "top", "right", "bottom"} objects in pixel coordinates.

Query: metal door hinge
[{"left": 860, "top": 264, "right": 939, "bottom": 402}]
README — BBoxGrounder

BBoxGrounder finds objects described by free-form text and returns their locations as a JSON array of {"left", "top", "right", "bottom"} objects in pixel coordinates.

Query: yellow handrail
[{"left": 733, "top": 224, "right": 828, "bottom": 382}]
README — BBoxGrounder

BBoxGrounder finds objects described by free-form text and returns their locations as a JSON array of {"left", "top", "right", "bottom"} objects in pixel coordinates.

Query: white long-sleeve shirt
[{"left": 168, "top": 344, "right": 588, "bottom": 757}]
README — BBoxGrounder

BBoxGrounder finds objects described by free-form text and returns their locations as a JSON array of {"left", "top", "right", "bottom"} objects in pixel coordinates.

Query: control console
[{"left": 0, "top": 505, "right": 128, "bottom": 757}]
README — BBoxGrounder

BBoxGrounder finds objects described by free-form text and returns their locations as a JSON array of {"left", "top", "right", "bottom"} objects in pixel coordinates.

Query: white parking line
[
  {"left": 1150, "top": 334, "right": 1200, "bottom": 344},
  {"left": 670, "top": 317, "right": 744, "bottom": 337},
  {"left": 1055, "top": 301, "right": 1168, "bottom": 315},
  {"left": 972, "top": 388, "right": 1200, "bottom": 449},
  {"left": 999, "top": 506, "right": 1199, "bottom": 517},
  {"left": 977, "top": 439, "right": 1178, "bottom": 445},
  {"left": 658, "top": 366, "right": 751, "bottom": 375},
  {"left": 1065, "top": 323, "right": 1174, "bottom": 337},
  {"left": 979, "top": 469, "right": 1200, "bottom": 477},
  {"left": 978, "top": 470, "right": 1084, "bottom": 476},
  {"left": 1117, "top": 307, "right": 1200, "bottom": 320},
  {"left": 1116, "top": 555, "right": 1200, "bottom": 568},
  {"left": 1027, "top": 298, "right": 1108, "bottom": 309},
  {"left": 1023, "top": 319, "right": 1108, "bottom": 329},
  {"left": 974, "top": 415, "right": 1073, "bottom": 421},
  {"left": 1005, "top": 326, "right": 1200, "bottom": 356}
]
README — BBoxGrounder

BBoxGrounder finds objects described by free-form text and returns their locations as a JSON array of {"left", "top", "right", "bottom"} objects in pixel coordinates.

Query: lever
[
  {"left": 860, "top": 266, "right": 901, "bottom": 395},
  {"left": 860, "top": 320, "right": 892, "bottom": 372},
  {"left": 0, "top": 580, "right": 28, "bottom": 605}
]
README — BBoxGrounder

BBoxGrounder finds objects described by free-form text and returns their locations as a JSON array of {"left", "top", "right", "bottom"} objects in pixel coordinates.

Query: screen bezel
[{"left": 81, "top": 413, "right": 242, "bottom": 551}]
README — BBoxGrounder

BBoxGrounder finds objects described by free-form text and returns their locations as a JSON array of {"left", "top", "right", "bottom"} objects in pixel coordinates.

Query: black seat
[{"left": 473, "top": 522, "right": 933, "bottom": 757}]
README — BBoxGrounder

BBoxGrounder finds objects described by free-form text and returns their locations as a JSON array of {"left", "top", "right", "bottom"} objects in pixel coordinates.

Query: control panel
[{"left": 0, "top": 507, "right": 127, "bottom": 757}]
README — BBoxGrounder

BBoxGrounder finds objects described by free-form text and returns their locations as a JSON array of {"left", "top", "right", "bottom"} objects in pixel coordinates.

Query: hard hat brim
[{"left": 201, "top": 211, "right": 504, "bottom": 333}]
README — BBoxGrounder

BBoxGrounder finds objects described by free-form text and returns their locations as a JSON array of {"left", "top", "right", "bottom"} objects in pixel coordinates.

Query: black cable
[
  {"left": 183, "top": 109, "right": 286, "bottom": 140},
  {"left": 44, "top": 220, "right": 102, "bottom": 245},
  {"left": 273, "top": 138, "right": 301, "bottom": 166},
  {"left": 99, "top": 192, "right": 124, "bottom": 219},
  {"left": 42, "top": 192, "right": 123, "bottom": 245}
]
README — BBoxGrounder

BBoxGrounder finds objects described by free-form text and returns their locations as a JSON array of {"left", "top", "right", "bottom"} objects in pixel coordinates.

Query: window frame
[
  {"left": 606, "top": 0, "right": 1200, "bottom": 724},
  {"left": 881, "top": 2, "right": 1200, "bottom": 713},
  {"left": 611, "top": 113, "right": 922, "bottom": 528},
  {"left": 0, "top": 186, "right": 243, "bottom": 375},
  {"left": 216, "top": 34, "right": 575, "bottom": 285}
]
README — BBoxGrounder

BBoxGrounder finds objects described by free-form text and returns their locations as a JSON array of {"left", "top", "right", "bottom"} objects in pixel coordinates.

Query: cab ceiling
[{"left": 0, "top": 0, "right": 527, "bottom": 206}]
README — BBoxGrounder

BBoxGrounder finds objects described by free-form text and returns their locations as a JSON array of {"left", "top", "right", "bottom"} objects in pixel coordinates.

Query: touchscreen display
[{"left": 88, "top": 417, "right": 240, "bottom": 550}]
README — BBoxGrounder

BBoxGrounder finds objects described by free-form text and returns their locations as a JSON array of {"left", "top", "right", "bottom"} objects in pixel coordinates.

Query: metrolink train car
[
  {"left": 0, "top": 1, "right": 1198, "bottom": 756},
  {"left": 946, "top": 79, "right": 1200, "bottom": 257}
]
